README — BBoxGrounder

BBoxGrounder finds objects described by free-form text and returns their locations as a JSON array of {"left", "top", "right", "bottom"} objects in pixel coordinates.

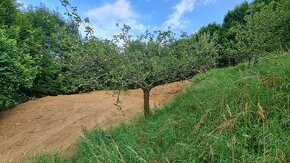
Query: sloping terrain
[
  {"left": 0, "top": 81, "right": 189, "bottom": 162},
  {"left": 32, "top": 54, "right": 289, "bottom": 162}
]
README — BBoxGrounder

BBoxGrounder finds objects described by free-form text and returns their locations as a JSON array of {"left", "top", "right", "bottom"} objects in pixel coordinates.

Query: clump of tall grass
[{"left": 32, "top": 53, "right": 290, "bottom": 162}]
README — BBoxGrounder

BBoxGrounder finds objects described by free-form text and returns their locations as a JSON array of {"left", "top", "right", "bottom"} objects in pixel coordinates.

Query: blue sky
[{"left": 19, "top": 0, "right": 252, "bottom": 39}]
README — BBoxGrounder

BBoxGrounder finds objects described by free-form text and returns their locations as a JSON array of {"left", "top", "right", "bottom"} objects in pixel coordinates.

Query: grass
[{"left": 30, "top": 53, "right": 290, "bottom": 162}]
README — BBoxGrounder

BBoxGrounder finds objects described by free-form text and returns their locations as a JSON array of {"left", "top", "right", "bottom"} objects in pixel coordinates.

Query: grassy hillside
[{"left": 33, "top": 53, "right": 290, "bottom": 162}]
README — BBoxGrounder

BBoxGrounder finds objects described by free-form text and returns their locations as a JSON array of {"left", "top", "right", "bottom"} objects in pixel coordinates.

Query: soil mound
[{"left": 0, "top": 81, "right": 189, "bottom": 162}]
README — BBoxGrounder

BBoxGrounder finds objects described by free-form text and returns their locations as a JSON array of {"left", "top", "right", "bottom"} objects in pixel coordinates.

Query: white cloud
[
  {"left": 84, "top": 0, "right": 146, "bottom": 39},
  {"left": 163, "top": 0, "right": 197, "bottom": 30},
  {"left": 86, "top": 0, "right": 136, "bottom": 22}
]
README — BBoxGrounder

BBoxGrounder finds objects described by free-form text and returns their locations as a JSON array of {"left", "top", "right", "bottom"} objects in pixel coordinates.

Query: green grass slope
[{"left": 32, "top": 53, "right": 290, "bottom": 162}]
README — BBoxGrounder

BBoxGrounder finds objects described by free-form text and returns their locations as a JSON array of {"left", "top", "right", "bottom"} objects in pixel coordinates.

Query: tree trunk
[{"left": 142, "top": 88, "right": 151, "bottom": 118}]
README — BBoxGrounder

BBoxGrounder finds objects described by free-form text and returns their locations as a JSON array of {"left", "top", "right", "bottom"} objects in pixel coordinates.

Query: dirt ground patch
[{"left": 0, "top": 81, "right": 190, "bottom": 162}]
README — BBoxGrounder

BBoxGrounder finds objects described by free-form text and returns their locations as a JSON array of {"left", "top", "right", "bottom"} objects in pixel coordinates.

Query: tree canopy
[{"left": 106, "top": 25, "right": 217, "bottom": 116}]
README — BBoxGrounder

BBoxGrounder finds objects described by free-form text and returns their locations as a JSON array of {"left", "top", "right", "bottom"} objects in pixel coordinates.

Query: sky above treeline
[{"left": 18, "top": 0, "right": 252, "bottom": 39}]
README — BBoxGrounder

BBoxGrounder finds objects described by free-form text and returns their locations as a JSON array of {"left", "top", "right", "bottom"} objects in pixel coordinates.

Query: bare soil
[{"left": 0, "top": 81, "right": 189, "bottom": 162}]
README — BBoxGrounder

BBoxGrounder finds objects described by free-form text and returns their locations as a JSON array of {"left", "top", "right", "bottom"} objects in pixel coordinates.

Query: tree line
[{"left": 0, "top": 0, "right": 289, "bottom": 116}]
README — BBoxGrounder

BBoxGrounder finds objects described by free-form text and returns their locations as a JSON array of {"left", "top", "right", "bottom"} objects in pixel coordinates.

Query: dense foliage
[
  {"left": 0, "top": 28, "right": 37, "bottom": 108},
  {"left": 198, "top": 0, "right": 290, "bottom": 66},
  {"left": 237, "top": 0, "right": 290, "bottom": 61},
  {"left": 0, "top": 1, "right": 107, "bottom": 110}
]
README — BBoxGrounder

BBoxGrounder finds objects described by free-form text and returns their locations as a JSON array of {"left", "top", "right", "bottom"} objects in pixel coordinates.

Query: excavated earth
[{"left": 0, "top": 81, "right": 190, "bottom": 162}]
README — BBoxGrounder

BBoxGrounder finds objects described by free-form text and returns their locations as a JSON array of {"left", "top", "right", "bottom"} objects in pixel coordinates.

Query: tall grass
[{"left": 31, "top": 53, "right": 290, "bottom": 162}]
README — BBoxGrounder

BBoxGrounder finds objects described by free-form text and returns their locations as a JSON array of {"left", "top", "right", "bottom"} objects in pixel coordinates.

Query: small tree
[
  {"left": 108, "top": 25, "right": 218, "bottom": 117},
  {"left": 59, "top": 1, "right": 218, "bottom": 117}
]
